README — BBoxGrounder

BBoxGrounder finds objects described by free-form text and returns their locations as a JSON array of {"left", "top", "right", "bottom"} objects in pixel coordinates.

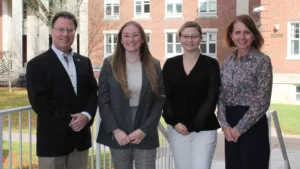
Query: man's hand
[
  {"left": 129, "top": 129, "right": 146, "bottom": 144},
  {"left": 70, "top": 113, "right": 88, "bottom": 132},
  {"left": 113, "top": 129, "right": 131, "bottom": 146},
  {"left": 174, "top": 123, "right": 189, "bottom": 135}
]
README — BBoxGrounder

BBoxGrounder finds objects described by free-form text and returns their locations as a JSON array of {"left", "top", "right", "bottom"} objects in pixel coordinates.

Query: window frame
[
  {"left": 164, "top": 29, "right": 182, "bottom": 59},
  {"left": 134, "top": 0, "right": 151, "bottom": 19},
  {"left": 295, "top": 86, "right": 300, "bottom": 103},
  {"left": 23, "top": 2, "right": 27, "bottom": 35},
  {"left": 104, "top": 0, "right": 120, "bottom": 20},
  {"left": 198, "top": 0, "right": 217, "bottom": 18},
  {"left": 200, "top": 28, "right": 218, "bottom": 59},
  {"left": 103, "top": 30, "right": 118, "bottom": 58},
  {"left": 144, "top": 30, "right": 151, "bottom": 47},
  {"left": 286, "top": 21, "right": 300, "bottom": 60},
  {"left": 165, "top": 0, "right": 183, "bottom": 18}
]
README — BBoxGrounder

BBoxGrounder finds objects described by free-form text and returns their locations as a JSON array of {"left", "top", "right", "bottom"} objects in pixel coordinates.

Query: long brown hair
[
  {"left": 224, "top": 14, "right": 264, "bottom": 50},
  {"left": 110, "top": 21, "right": 159, "bottom": 98}
]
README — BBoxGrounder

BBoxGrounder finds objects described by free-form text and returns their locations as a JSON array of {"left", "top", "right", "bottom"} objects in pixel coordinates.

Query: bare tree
[
  {"left": 23, "top": 0, "right": 83, "bottom": 27},
  {"left": 0, "top": 51, "right": 14, "bottom": 92}
]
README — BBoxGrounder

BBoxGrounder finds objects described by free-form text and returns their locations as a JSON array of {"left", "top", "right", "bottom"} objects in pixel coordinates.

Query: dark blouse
[{"left": 162, "top": 54, "right": 221, "bottom": 132}]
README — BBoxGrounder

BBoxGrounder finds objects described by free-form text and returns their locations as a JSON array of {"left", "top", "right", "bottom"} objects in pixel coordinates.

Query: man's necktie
[{"left": 63, "top": 55, "right": 69, "bottom": 65}]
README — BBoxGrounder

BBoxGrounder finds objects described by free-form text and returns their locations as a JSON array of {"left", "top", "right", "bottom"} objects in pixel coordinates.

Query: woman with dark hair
[
  {"left": 217, "top": 14, "right": 273, "bottom": 169},
  {"left": 162, "top": 21, "right": 221, "bottom": 169},
  {"left": 96, "top": 21, "right": 164, "bottom": 169}
]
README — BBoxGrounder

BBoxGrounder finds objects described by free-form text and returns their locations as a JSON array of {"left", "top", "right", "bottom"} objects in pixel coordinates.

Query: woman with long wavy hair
[{"left": 96, "top": 20, "right": 165, "bottom": 169}]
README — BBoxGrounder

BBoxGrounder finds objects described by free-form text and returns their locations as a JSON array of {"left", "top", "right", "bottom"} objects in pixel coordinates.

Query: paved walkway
[
  {"left": 3, "top": 128, "right": 300, "bottom": 169},
  {"left": 212, "top": 128, "right": 300, "bottom": 169}
]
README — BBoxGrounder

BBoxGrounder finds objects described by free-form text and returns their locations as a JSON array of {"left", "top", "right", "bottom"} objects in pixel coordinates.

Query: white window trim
[
  {"left": 134, "top": 0, "right": 151, "bottom": 19},
  {"left": 104, "top": 0, "right": 120, "bottom": 20},
  {"left": 103, "top": 30, "right": 119, "bottom": 58},
  {"left": 164, "top": 29, "right": 182, "bottom": 59},
  {"left": 286, "top": 21, "right": 300, "bottom": 60},
  {"left": 165, "top": 0, "right": 183, "bottom": 18},
  {"left": 201, "top": 28, "right": 218, "bottom": 59},
  {"left": 198, "top": 0, "right": 217, "bottom": 18}
]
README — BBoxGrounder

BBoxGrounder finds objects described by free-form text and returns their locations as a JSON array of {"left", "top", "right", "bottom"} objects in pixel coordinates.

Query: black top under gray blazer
[
  {"left": 96, "top": 57, "right": 165, "bottom": 149},
  {"left": 26, "top": 48, "right": 98, "bottom": 157}
]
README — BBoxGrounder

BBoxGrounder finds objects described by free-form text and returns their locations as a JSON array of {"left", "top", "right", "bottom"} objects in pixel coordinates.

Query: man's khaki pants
[{"left": 38, "top": 149, "right": 88, "bottom": 169}]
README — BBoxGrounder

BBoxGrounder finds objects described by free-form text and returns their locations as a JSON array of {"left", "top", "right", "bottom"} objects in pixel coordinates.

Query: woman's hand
[
  {"left": 231, "top": 127, "right": 241, "bottom": 142},
  {"left": 129, "top": 129, "right": 146, "bottom": 144},
  {"left": 174, "top": 123, "right": 190, "bottom": 135},
  {"left": 113, "top": 129, "right": 131, "bottom": 146},
  {"left": 223, "top": 126, "right": 235, "bottom": 142}
]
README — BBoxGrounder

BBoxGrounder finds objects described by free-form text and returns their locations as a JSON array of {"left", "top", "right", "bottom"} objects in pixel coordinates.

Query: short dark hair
[
  {"left": 51, "top": 11, "right": 78, "bottom": 29},
  {"left": 224, "top": 14, "right": 264, "bottom": 50},
  {"left": 178, "top": 21, "right": 203, "bottom": 39}
]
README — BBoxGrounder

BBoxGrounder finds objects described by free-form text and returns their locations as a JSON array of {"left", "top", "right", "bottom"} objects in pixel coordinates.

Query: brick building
[{"left": 1, "top": 0, "right": 300, "bottom": 104}]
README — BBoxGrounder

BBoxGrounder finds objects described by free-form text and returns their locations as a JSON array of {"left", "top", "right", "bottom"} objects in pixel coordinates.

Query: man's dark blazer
[
  {"left": 26, "top": 48, "right": 98, "bottom": 157},
  {"left": 96, "top": 57, "right": 165, "bottom": 149}
]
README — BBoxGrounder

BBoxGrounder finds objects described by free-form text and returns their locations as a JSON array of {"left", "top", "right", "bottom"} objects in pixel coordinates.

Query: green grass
[
  {"left": 0, "top": 88, "right": 30, "bottom": 109},
  {"left": 269, "top": 104, "right": 300, "bottom": 134},
  {"left": 0, "top": 87, "right": 36, "bottom": 134},
  {"left": 2, "top": 140, "right": 114, "bottom": 169},
  {"left": 2, "top": 140, "right": 38, "bottom": 169}
]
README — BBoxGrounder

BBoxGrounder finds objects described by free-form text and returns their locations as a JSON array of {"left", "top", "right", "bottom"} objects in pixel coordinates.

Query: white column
[
  {"left": 11, "top": 0, "right": 23, "bottom": 70},
  {"left": 0, "top": 115, "right": 2, "bottom": 169},
  {"left": 2, "top": 0, "right": 11, "bottom": 52},
  {"left": 236, "top": 0, "right": 249, "bottom": 15},
  {"left": 39, "top": 0, "right": 49, "bottom": 54},
  {"left": 27, "top": 0, "right": 39, "bottom": 61},
  {"left": 79, "top": 0, "right": 88, "bottom": 56},
  {"left": 65, "top": 0, "right": 78, "bottom": 53}
]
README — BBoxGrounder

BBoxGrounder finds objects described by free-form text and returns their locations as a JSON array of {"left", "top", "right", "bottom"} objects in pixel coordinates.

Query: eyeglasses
[
  {"left": 53, "top": 27, "right": 75, "bottom": 34},
  {"left": 181, "top": 34, "right": 201, "bottom": 40},
  {"left": 123, "top": 33, "right": 141, "bottom": 40}
]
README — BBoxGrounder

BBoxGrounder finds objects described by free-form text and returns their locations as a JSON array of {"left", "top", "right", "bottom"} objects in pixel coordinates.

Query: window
[
  {"left": 296, "top": 86, "right": 300, "bottom": 102},
  {"left": 105, "top": 0, "right": 120, "bottom": 19},
  {"left": 198, "top": 0, "right": 217, "bottom": 17},
  {"left": 287, "top": 22, "right": 300, "bottom": 59},
  {"left": 145, "top": 30, "right": 151, "bottom": 46},
  {"left": 200, "top": 30, "right": 217, "bottom": 58},
  {"left": 23, "top": 2, "right": 27, "bottom": 35},
  {"left": 104, "top": 32, "right": 118, "bottom": 57},
  {"left": 135, "top": 0, "right": 150, "bottom": 18},
  {"left": 165, "top": 30, "right": 182, "bottom": 58},
  {"left": 165, "top": 0, "right": 182, "bottom": 17}
]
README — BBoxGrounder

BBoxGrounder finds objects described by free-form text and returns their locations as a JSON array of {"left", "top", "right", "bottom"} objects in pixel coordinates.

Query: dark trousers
[{"left": 225, "top": 106, "right": 270, "bottom": 169}]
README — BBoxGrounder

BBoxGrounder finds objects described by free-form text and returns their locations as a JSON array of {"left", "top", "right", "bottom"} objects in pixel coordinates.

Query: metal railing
[
  {"left": 266, "top": 110, "right": 291, "bottom": 169},
  {"left": 0, "top": 106, "right": 175, "bottom": 169},
  {"left": 0, "top": 107, "right": 292, "bottom": 169}
]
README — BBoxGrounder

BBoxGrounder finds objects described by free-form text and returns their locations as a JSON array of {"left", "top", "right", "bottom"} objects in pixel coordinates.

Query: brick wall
[
  {"left": 88, "top": 0, "right": 300, "bottom": 75},
  {"left": 260, "top": 0, "right": 300, "bottom": 74},
  {"left": 89, "top": 0, "right": 239, "bottom": 66}
]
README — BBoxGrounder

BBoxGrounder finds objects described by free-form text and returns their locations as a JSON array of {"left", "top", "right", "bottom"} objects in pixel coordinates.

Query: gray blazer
[{"left": 96, "top": 57, "right": 165, "bottom": 149}]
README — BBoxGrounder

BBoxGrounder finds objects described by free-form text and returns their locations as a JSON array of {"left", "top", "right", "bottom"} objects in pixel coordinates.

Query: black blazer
[
  {"left": 26, "top": 48, "right": 98, "bottom": 157},
  {"left": 96, "top": 57, "right": 165, "bottom": 149}
]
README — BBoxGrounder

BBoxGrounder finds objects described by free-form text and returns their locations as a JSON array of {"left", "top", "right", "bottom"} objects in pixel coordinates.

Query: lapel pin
[{"left": 77, "top": 59, "right": 80, "bottom": 61}]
